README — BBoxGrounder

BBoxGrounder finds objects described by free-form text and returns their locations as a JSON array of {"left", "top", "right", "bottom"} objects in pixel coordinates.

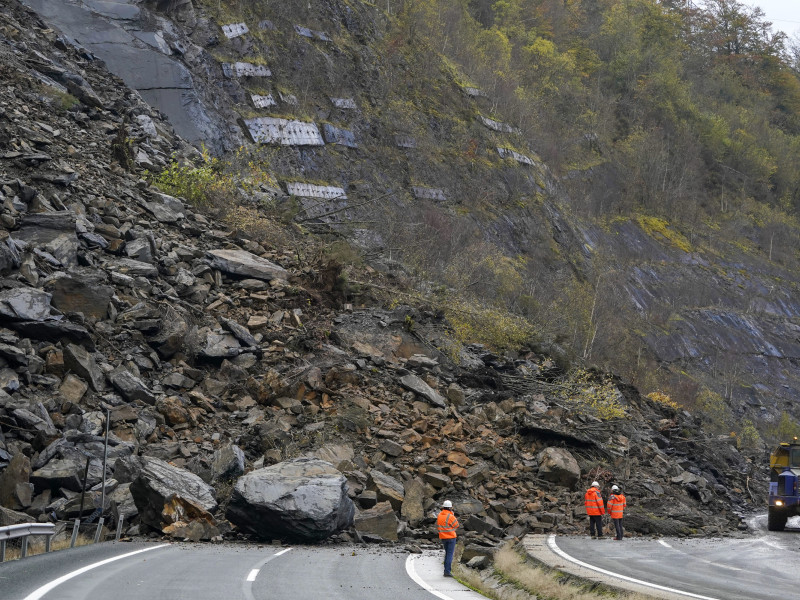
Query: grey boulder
[
  {"left": 130, "top": 456, "right": 217, "bottom": 531},
  {"left": 226, "top": 457, "right": 355, "bottom": 541},
  {"left": 207, "top": 249, "right": 288, "bottom": 281}
]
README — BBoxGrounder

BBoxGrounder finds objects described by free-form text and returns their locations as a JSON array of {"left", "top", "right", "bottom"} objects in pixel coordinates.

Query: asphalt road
[
  {"left": 538, "top": 515, "right": 800, "bottom": 600},
  {"left": 0, "top": 541, "right": 485, "bottom": 600}
]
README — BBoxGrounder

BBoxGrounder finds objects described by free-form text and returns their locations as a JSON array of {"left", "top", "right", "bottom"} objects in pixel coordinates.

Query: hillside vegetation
[{"left": 174, "top": 0, "right": 800, "bottom": 446}]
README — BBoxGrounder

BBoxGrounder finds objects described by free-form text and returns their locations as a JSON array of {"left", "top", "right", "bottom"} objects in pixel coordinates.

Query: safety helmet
[
  {"left": 442, "top": 500, "right": 453, "bottom": 508},
  {"left": 611, "top": 485, "right": 619, "bottom": 492},
  {"left": 591, "top": 481, "right": 600, "bottom": 488}
]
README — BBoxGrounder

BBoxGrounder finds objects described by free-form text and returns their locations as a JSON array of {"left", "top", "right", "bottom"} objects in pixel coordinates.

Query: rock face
[
  {"left": 537, "top": 447, "right": 581, "bottom": 489},
  {"left": 130, "top": 457, "right": 217, "bottom": 531},
  {"left": 226, "top": 458, "right": 355, "bottom": 541},
  {"left": 354, "top": 501, "right": 398, "bottom": 542}
]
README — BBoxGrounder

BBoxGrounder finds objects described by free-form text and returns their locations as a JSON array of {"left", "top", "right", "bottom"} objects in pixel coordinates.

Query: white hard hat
[
  {"left": 611, "top": 485, "right": 619, "bottom": 492},
  {"left": 442, "top": 500, "right": 453, "bottom": 508},
  {"left": 591, "top": 481, "right": 600, "bottom": 488}
]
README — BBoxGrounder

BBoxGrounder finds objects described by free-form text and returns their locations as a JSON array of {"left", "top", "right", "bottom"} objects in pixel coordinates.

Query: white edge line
[
  {"left": 247, "top": 569, "right": 259, "bottom": 582},
  {"left": 23, "top": 544, "right": 170, "bottom": 600},
  {"left": 659, "top": 540, "right": 672, "bottom": 548},
  {"left": 274, "top": 548, "right": 292, "bottom": 557},
  {"left": 405, "top": 554, "right": 455, "bottom": 600},
  {"left": 547, "top": 535, "right": 722, "bottom": 600}
]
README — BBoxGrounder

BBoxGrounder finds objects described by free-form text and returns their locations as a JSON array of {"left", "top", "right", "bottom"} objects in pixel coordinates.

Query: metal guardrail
[{"left": 0, "top": 523, "right": 55, "bottom": 562}]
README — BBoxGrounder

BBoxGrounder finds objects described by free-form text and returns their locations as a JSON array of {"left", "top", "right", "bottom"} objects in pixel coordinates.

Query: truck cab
[{"left": 768, "top": 441, "right": 800, "bottom": 531}]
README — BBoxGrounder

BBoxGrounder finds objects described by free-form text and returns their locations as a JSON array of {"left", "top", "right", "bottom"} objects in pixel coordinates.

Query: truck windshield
[{"left": 792, "top": 448, "right": 800, "bottom": 467}]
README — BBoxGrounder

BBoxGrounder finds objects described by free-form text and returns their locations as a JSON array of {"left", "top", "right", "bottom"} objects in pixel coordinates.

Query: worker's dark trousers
[
  {"left": 589, "top": 514, "right": 603, "bottom": 537},
  {"left": 612, "top": 518, "right": 623, "bottom": 539},
  {"left": 441, "top": 537, "right": 456, "bottom": 575}
]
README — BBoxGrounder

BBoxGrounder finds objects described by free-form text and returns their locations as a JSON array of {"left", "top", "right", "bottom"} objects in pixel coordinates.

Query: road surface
[
  {"left": 525, "top": 514, "right": 800, "bottom": 600},
  {"left": 0, "top": 541, "right": 485, "bottom": 600}
]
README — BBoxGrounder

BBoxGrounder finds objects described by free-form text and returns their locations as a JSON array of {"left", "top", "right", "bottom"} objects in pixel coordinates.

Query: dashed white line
[
  {"left": 22, "top": 544, "right": 170, "bottom": 600},
  {"left": 246, "top": 569, "right": 259, "bottom": 582},
  {"left": 547, "top": 535, "right": 722, "bottom": 600}
]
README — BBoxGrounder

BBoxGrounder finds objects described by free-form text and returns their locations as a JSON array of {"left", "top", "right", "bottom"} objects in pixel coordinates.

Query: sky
[{"left": 750, "top": 1, "right": 800, "bottom": 37}]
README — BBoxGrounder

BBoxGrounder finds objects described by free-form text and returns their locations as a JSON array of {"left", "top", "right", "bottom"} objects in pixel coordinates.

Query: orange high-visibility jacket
[
  {"left": 437, "top": 509, "right": 459, "bottom": 539},
  {"left": 584, "top": 487, "right": 605, "bottom": 516},
  {"left": 608, "top": 493, "right": 626, "bottom": 519}
]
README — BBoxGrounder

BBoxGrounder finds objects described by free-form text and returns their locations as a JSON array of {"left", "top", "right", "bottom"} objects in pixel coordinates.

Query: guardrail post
[
  {"left": 115, "top": 514, "right": 124, "bottom": 542},
  {"left": 21, "top": 535, "right": 28, "bottom": 558},
  {"left": 45, "top": 533, "right": 53, "bottom": 553},
  {"left": 1, "top": 539, "right": 6, "bottom": 562},
  {"left": 70, "top": 519, "right": 80, "bottom": 548},
  {"left": 94, "top": 518, "right": 104, "bottom": 544}
]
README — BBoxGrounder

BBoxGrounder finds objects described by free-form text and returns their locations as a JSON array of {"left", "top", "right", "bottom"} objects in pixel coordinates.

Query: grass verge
[{"left": 455, "top": 543, "right": 655, "bottom": 600}]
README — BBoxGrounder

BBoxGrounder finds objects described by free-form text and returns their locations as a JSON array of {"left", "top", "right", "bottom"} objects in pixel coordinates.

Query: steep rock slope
[{"left": 20, "top": 0, "right": 800, "bottom": 434}]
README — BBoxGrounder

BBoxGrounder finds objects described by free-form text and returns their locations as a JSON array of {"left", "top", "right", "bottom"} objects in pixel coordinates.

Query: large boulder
[
  {"left": 130, "top": 456, "right": 217, "bottom": 531},
  {"left": 226, "top": 457, "right": 355, "bottom": 541},
  {"left": 207, "top": 249, "right": 289, "bottom": 281},
  {"left": 537, "top": 447, "right": 581, "bottom": 488}
]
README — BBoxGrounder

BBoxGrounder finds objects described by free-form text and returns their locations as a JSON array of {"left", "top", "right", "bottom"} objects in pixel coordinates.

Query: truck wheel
[{"left": 768, "top": 506, "right": 788, "bottom": 531}]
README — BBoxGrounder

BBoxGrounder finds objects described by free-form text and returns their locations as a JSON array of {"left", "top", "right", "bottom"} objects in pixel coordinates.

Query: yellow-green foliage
[
  {"left": 735, "top": 419, "right": 761, "bottom": 450},
  {"left": 636, "top": 215, "right": 692, "bottom": 252},
  {"left": 694, "top": 387, "right": 729, "bottom": 433},
  {"left": 562, "top": 369, "right": 627, "bottom": 421},
  {"left": 148, "top": 149, "right": 234, "bottom": 208},
  {"left": 771, "top": 412, "right": 800, "bottom": 443},
  {"left": 646, "top": 390, "right": 679, "bottom": 410},
  {"left": 40, "top": 86, "right": 79, "bottom": 112},
  {"left": 445, "top": 300, "right": 535, "bottom": 352}
]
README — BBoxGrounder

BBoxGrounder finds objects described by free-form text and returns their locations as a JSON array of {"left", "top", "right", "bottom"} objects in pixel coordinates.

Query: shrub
[
  {"left": 148, "top": 148, "right": 234, "bottom": 208},
  {"left": 562, "top": 369, "right": 627, "bottom": 421},
  {"left": 646, "top": 390, "right": 679, "bottom": 410},
  {"left": 445, "top": 299, "right": 535, "bottom": 352}
]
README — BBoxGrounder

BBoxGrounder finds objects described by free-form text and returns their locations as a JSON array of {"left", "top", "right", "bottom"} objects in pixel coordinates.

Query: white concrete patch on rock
[
  {"left": 497, "top": 147, "right": 534, "bottom": 166},
  {"left": 243, "top": 117, "right": 324, "bottom": 146},
  {"left": 412, "top": 186, "right": 446, "bottom": 201},
  {"left": 330, "top": 97, "right": 357, "bottom": 110},
  {"left": 251, "top": 93, "right": 277, "bottom": 108},
  {"left": 478, "top": 115, "right": 520, "bottom": 134},
  {"left": 395, "top": 134, "right": 416, "bottom": 148},
  {"left": 222, "top": 62, "right": 271, "bottom": 78},
  {"left": 287, "top": 182, "right": 347, "bottom": 200},
  {"left": 221, "top": 23, "right": 249, "bottom": 39},
  {"left": 464, "top": 86, "right": 488, "bottom": 98}
]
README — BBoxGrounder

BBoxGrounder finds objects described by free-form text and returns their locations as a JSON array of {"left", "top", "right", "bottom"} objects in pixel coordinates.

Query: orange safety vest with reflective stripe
[
  {"left": 608, "top": 493, "right": 626, "bottom": 519},
  {"left": 437, "top": 509, "right": 459, "bottom": 539},
  {"left": 584, "top": 487, "right": 605, "bottom": 516}
]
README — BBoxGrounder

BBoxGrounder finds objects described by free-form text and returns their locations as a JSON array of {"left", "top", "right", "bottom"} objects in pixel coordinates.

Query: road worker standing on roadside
[
  {"left": 437, "top": 499, "right": 459, "bottom": 577},
  {"left": 584, "top": 481, "right": 605, "bottom": 538},
  {"left": 607, "top": 484, "right": 627, "bottom": 540}
]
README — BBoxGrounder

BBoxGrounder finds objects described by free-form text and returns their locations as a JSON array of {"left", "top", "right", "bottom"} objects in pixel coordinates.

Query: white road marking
[
  {"left": 547, "top": 535, "right": 722, "bottom": 600},
  {"left": 659, "top": 540, "right": 672, "bottom": 548},
  {"left": 242, "top": 547, "right": 293, "bottom": 600},
  {"left": 405, "top": 554, "right": 456, "bottom": 600},
  {"left": 22, "top": 544, "right": 170, "bottom": 600}
]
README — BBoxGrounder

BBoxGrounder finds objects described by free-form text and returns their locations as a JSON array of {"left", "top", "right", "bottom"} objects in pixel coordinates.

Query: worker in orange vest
[
  {"left": 437, "top": 499, "right": 459, "bottom": 577},
  {"left": 584, "top": 481, "right": 605, "bottom": 538},
  {"left": 607, "top": 484, "right": 627, "bottom": 540}
]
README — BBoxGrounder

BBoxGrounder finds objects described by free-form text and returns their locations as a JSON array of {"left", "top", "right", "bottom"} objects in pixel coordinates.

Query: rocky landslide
[{"left": 0, "top": 0, "right": 763, "bottom": 549}]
